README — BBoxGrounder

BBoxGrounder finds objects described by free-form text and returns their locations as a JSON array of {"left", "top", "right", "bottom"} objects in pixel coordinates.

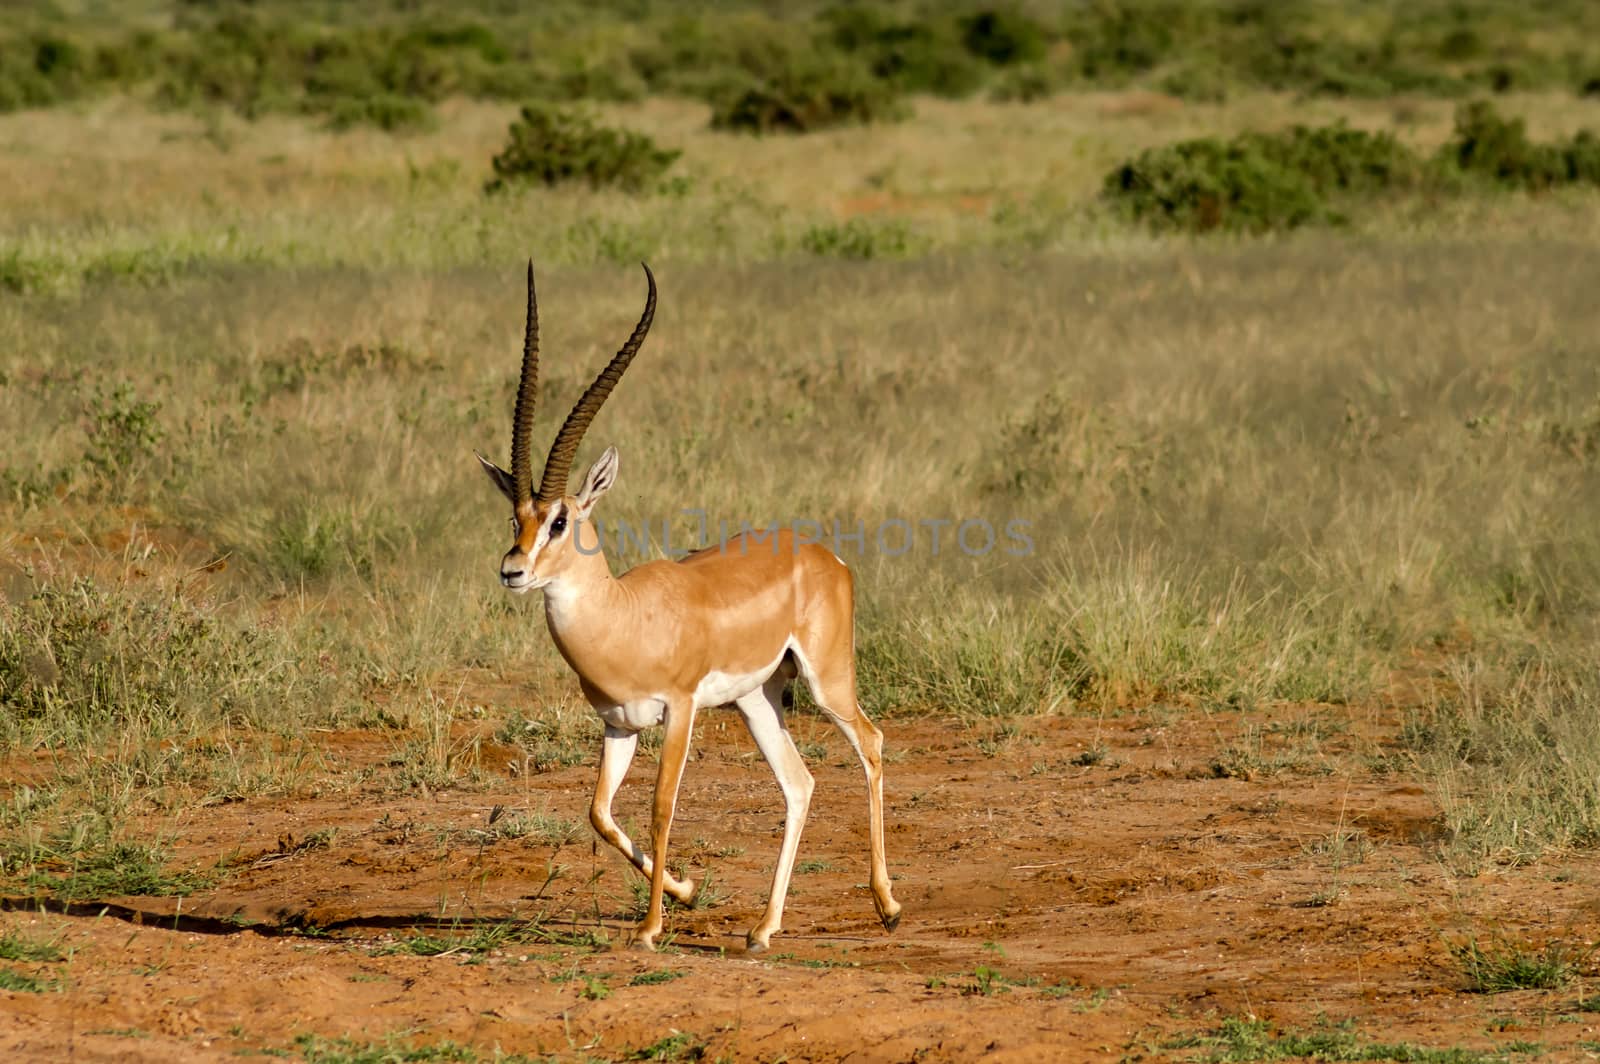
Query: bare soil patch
[{"left": 5, "top": 707, "right": 1600, "bottom": 1062}]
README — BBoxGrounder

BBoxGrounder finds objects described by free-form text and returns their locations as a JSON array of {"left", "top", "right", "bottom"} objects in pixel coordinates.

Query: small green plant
[
  {"left": 625, "top": 1031, "right": 708, "bottom": 1062},
  {"left": 84, "top": 381, "right": 163, "bottom": 487},
  {"left": 485, "top": 104, "right": 679, "bottom": 193},
  {"left": 627, "top": 968, "right": 686, "bottom": 986},
  {"left": 1449, "top": 934, "right": 1589, "bottom": 992}
]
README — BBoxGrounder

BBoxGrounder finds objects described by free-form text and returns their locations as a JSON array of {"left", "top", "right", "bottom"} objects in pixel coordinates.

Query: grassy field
[{"left": 4, "top": 8, "right": 1600, "bottom": 1056}]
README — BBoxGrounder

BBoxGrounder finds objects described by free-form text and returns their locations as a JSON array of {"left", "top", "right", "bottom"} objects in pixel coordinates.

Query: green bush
[
  {"left": 711, "top": 51, "right": 906, "bottom": 135},
  {"left": 0, "top": 33, "right": 96, "bottom": 112},
  {"left": 958, "top": 8, "right": 1048, "bottom": 67},
  {"left": 485, "top": 104, "right": 679, "bottom": 192},
  {"left": 823, "top": 6, "right": 986, "bottom": 97},
  {"left": 1439, "top": 99, "right": 1600, "bottom": 189},
  {"left": 1066, "top": 1, "right": 1199, "bottom": 81},
  {"left": 1104, "top": 123, "right": 1422, "bottom": 233},
  {"left": 1238, "top": 32, "right": 1467, "bottom": 98},
  {"left": 1105, "top": 101, "right": 1600, "bottom": 234}
]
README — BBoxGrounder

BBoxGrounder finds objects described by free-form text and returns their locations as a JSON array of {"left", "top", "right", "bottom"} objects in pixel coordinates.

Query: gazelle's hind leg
[
  {"left": 734, "top": 672, "right": 814, "bottom": 953},
  {"left": 590, "top": 726, "right": 695, "bottom": 905},
  {"left": 794, "top": 644, "right": 902, "bottom": 932}
]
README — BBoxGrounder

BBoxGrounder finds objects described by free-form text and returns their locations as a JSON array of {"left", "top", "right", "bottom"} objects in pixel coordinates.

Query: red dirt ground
[{"left": 5, "top": 706, "right": 1600, "bottom": 1062}]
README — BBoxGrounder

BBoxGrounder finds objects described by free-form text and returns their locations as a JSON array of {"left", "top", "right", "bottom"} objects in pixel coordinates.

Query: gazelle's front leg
[
  {"left": 633, "top": 697, "right": 697, "bottom": 950},
  {"left": 589, "top": 725, "right": 695, "bottom": 904}
]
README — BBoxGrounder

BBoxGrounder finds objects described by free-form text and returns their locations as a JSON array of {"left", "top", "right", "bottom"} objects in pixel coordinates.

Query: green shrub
[
  {"left": 1239, "top": 33, "right": 1467, "bottom": 98},
  {"left": 1439, "top": 99, "right": 1600, "bottom": 189},
  {"left": 958, "top": 8, "right": 1048, "bottom": 67},
  {"left": 485, "top": 104, "right": 679, "bottom": 193},
  {"left": 823, "top": 6, "right": 986, "bottom": 97},
  {"left": 1104, "top": 123, "right": 1421, "bottom": 233},
  {"left": 710, "top": 51, "right": 905, "bottom": 135},
  {"left": 0, "top": 33, "right": 94, "bottom": 112},
  {"left": 84, "top": 381, "right": 163, "bottom": 487}
]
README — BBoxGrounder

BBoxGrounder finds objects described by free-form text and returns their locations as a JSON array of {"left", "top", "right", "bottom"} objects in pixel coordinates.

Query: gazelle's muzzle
[{"left": 500, "top": 550, "right": 537, "bottom": 592}]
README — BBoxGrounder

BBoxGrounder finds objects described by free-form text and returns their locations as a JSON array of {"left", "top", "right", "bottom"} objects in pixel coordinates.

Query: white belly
[{"left": 692, "top": 641, "right": 793, "bottom": 710}]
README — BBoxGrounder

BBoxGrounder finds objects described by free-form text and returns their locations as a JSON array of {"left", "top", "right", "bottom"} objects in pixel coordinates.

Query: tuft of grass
[
  {"left": 1405, "top": 653, "right": 1600, "bottom": 870},
  {"left": 1449, "top": 934, "right": 1589, "bottom": 993},
  {"left": 1165, "top": 1014, "right": 1512, "bottom": 1062},
  {"left": 375, "top": 919, "right": 525, "bottom": 959},
  {"left": 625, "top": 1031, "right": 708, "bottom": 1062},
  {"left": 0, "top": 572, "right": 319, "bottom": 747},
  {"left": 0, "top": 930, "right": 64, "bottom": 962},
  {"left": 798, "top": 217, "right": 925, "bottom": 260},
  {"left": 495, "top": 707, "right": 593, "bottom": 772},
  {"left": 627, "top": 968, "right": 686, "bottom": 987},
  {"left": 20, "top": 840, "right": 211, "bottom": 901},
  {"left": 0, "top": 966, "right": 56, "bottom": 993},
  {"left": 291, "top": 1033, "right": 494, "bottom": 1063}
]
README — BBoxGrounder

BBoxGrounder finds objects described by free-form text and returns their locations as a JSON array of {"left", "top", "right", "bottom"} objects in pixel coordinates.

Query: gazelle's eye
[{"left": 550, "top": 514, "right": 568, "bottom": 537}]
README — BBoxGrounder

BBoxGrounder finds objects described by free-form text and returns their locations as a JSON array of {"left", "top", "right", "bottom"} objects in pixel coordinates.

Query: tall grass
[{"left": 3, "top": 83, "right": 1600, "bottom": 872}]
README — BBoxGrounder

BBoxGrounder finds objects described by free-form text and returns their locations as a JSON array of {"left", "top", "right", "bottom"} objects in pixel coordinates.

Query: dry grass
[{"left": 3, "top": 88, "right": 1600, "bottom": 882}]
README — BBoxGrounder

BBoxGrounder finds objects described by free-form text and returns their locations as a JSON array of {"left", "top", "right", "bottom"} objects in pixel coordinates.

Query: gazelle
[{"left": 475, "top": 262, "right": 901, "bottom": 952}]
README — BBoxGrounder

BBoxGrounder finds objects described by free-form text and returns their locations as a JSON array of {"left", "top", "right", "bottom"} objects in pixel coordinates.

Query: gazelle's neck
[{"left": 542, "top": 541, "right": 627, "bottom": 637}]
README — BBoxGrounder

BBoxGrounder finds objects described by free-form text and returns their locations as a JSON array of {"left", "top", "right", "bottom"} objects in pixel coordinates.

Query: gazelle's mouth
[{"left": 501, "top": 574, "right": 541, "bottom": 593}]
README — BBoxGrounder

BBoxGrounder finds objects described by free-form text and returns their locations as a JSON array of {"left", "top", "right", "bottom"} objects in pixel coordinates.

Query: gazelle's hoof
[
  {"left": 745, "top": 928, "right": 774, "bottom": 954},
  {"left": 630, "top": 933, "right": 659, "bottom": 953},
  {"left": 668, "top": 880, "right": 698, "bottom": 907},
  {"left": 878, "top": 902, "right": 903, "bottom": 933}
]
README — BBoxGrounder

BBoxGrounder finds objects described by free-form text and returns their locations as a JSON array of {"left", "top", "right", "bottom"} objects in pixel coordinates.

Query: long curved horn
[
  {"left": 537, "top": 262, "right": 656, "bottom": 502},
  {"left": 509, "top": 260, "right": 540, "bottom": 503}
]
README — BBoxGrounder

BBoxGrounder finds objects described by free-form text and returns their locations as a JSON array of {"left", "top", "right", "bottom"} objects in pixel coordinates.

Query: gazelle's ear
[
  {"left": 475, "top": 451, "right": 516, "bottom": 503},
  {"left": 573, "top": 446, "right": 619, "bottom": 519}
]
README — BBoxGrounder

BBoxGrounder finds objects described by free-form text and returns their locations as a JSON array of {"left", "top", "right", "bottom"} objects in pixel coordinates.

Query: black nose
[{"left": 502, "top": 570, "right": 525, "bottom": 581}]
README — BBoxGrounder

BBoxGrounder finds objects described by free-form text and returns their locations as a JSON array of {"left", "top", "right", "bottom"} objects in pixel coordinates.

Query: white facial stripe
[{"left": 538, "top": 503, "right": 569, "bottom": 551}]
